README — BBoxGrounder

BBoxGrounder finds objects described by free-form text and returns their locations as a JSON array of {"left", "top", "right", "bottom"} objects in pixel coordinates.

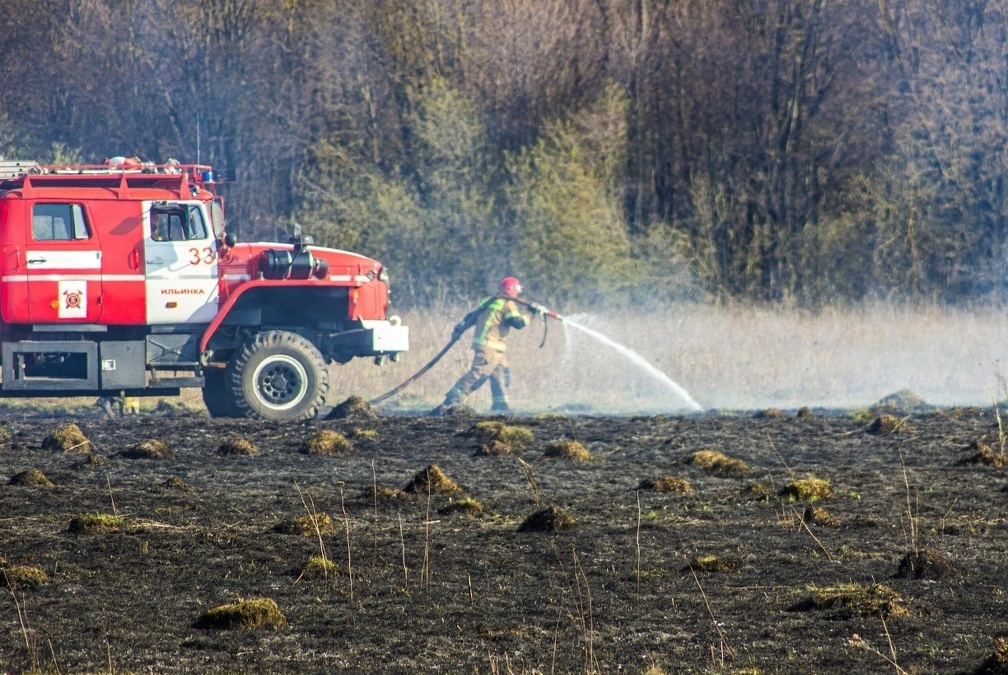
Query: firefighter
[{"left": 430, "top": 277, "right": 540, "bottom": 415}]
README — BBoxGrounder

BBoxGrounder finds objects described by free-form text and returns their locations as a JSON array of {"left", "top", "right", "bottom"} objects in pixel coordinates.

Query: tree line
[{"left": 1, "top": 0, "right": 1006, "bottom": 308}]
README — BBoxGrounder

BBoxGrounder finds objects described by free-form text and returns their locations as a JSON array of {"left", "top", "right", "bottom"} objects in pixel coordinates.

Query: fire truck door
[
  {"left": 143, "top": 203, "right": 219, "bottom": 324},
  {"left": 26, "top": 203, "right": 103, "bottom": 323}
]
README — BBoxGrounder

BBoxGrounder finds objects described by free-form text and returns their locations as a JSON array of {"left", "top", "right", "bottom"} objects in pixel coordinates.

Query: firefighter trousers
[{"left": 444, "top": 347, "right": 509, "bottom": 409}]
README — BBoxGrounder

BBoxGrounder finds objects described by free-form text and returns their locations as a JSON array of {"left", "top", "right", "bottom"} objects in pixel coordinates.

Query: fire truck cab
[{"left": 0, "top": 158, "right": 408, "bottom": 421}]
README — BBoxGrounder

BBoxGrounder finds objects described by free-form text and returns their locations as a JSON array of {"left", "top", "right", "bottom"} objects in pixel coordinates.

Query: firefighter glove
[{"left": 528, "top": 302, "right": 546, "bottom": 316}]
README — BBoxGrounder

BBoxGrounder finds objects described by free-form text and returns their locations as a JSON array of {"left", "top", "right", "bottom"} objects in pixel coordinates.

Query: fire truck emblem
[{"left": 57, "top": 281, "right": 87, "bottom": 319}]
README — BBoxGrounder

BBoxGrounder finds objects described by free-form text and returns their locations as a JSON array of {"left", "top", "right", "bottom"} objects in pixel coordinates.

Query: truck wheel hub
[{"left": 253, "top": 356, "right": 306, "bottom": 408}]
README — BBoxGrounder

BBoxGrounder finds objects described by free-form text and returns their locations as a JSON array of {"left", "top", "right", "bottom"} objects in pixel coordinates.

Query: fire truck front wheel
[{"left": 226, "top": 330, "right": 329, "bottom": 421}]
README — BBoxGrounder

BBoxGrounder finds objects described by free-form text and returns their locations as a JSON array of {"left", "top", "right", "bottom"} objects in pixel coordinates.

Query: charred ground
[{"left": 1, "top": 403, "right": 1007, "bottom": 674}]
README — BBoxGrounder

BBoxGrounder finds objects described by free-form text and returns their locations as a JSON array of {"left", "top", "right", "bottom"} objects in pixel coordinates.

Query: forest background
[{"left": 1, "top": 0, "right": 1006, "bottom": 310}]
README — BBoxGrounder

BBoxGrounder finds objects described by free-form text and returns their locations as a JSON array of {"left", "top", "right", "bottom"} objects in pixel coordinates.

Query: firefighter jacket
[{"left": 456, "top": 297, "right": 530, "bottom": 353}]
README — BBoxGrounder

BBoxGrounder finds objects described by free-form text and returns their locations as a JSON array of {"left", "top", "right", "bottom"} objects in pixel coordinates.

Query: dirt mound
[
  {"left": 895, "top": 548, "right": 959, "bottom": 580},
  {"left": 327, "top": 396, "right": 377, "bottom": 420},
  {"left": 194, "top": 597, "right": 287, "bottom": 630},
  {"left": 405, "top": 464, "right": 460, "bottom": 495},
  {"left": 9, "top": 468, "right": 54, "bottom": 486},
  {"left": 302, "top": 429, "right": 353, "bottom": 456},
  {"left": 637, "top": 476, "right": 691, "bottom": 493},
  {"left": 542, "top": 440, "right": 592, "bottom": 461},
  {"left": 78, "top": 453, "right": 107, "bottom": 469},
  {"left": 42, "top": 423, "right": 90, "bottom": 453},
  {"left": 959, "top": 441, "right": 1008, "bottom": 468},
  {"left": 471, "top": 421, "right": 533, "bottom": 455},
  {"left": 796, "top": 406, "right": 815, "bottom": 418},
  {"left": 802, "top": 505, "right": 841, "bottom": 527},
  {"left": 518, "top": 504, "right": 575, "bottom": 533},
  {"left": 121, "top": 439, "right": 175, "bottom": 460},
  {"left": 274, "top": 513, "right": 337, "bottom": 536},
  {"left": 218, "top": 437, "right": 258, "bottom": 456},
  {"left": 754, "top": 408, "right": 788, "bottom": 419}
]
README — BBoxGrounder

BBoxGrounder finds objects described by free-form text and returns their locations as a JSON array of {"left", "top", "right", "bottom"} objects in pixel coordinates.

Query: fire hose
[{"left": 369, "top": 296, "right": 562, "bottom": 406}]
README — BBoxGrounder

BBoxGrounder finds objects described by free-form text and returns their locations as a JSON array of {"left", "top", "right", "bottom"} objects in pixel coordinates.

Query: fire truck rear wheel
[{"left": 226, "top": 330, "right": 329, "bottom": 421}]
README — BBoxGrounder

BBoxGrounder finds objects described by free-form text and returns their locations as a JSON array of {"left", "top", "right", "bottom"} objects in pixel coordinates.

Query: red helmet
[{"left": 500, "top": 276, "right": 522, "bottom": 297}]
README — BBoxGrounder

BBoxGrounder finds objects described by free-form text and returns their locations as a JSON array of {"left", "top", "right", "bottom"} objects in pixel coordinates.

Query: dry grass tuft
[
  {"left": 218, "top": 436, "right": 258, "bottom": 456},
  {"left": 975, "top": 636, "right": 1008, "bottom": 675},
  {"left": 867, "top": 414, "right": 911, "bottom": 435},
  {"left": 194, "top": 597, "right": 287, "bottom": 630},
  {"left": 42, "top": 423, "right": 90, "bottom": 453},
  {"left": 405, "top": 464, "right": 460, "bottom": 495},
  {"left": 78, "top": 452, "right": 107, "bottom": 469},
  {"left": 122, "top": 439, "right": 175, "bottom": 460},
  {"left": 796, "top": 406, "right": 815, "bottom": 418},
  {"left": 680, "top": 449, "right": 750, "bottom": 474},
  {"left": 327, "top": 395, "right": 376, "bottom": 420},
  {"left": 162, "top": 476, "right": 192, "bottom": 491},
  {"left": 687, "top": 554, "right": 737, "bottom": 573},
  {"left": 2, "top": 564, "right": 50, "bottom": 586},
  {"left": 637, "top": 475, "right": 692, "bottom": 493},
  {"left": 802, "top": 505, "right": 841, "bottom": 527},
  {"left": 793, "top": 583, "right": 908, "bottom": 620},
  {"left": 68, "top": 513, "right": 124, "bottom": 534},
  {"left": 895, "top": 548, "right": 959, "bottom": 580},
  {"left": 517, "top": 504, "right": 575, "bottom": 533},
  {"left": 439, "top": 495, "right": 486, "bottom": 517},
  {"left": 0, "top": 422, "right": 11, "bottom": 445},
  {"left": 959, "top": 441, "right": 1008, "bottom": 468},
  {"left": 542, "top": 439, "right": 592, "bottom": 461},
  {"left": 875, "top": 388, "right": 927, "bottom": 412},
  {"left": 779, "top": 477, "right": 834, "bottom": 502},
  {"left": 9, "top": 468, "right": 54, "bottom": 487},
  {"left": 274, "top": 512, "right": 337, "bottom": 536},
  {"left": 302, "top": 429, "right": 353, "bottom": 456}
]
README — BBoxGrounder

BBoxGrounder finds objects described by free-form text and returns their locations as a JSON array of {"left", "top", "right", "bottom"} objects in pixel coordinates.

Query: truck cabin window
[
  {"left": 32, "top": 204, "right": 91, "bottom": 241},
  {"left": 151, "top": 206, "right": 208, "bottom": 242}
]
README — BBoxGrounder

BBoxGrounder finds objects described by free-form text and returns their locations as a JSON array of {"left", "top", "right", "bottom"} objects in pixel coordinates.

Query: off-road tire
[
  {"left": 202, "top": 368, "right": 237, "bottom": 418},
  {"left": 225, "top": 330, "right": 329, "bottom": 421}
]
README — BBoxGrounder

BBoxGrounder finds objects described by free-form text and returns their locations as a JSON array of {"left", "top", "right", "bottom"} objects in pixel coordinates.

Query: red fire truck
[{"left": 0, "top": 157, "right": 408, "bottom": 420}]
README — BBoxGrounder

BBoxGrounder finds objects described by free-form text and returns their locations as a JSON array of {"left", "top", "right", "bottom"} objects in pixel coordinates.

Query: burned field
[{"left": 2, "top": 405, "right": 1008, "bottom": 673}]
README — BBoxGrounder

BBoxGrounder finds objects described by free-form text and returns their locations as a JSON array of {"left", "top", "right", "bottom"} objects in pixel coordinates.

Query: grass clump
[
  {"left": 194, "top": 597, "right": 287, "bottom": 630},
  {"left": 274, "top": 512, "right": 337, "bottom": 536},
  {"left": 68, "top": 513, "right": 124, "bottom": 534},
  {"left": 2, "top": 564, "right": 49, "bottom": 586},
  {"left": 162, "top": 476, "right": 192, "bottom": 491},
  {"left": 405, "top": 464, "right": 460, "bottom": 495},
  {"left": 327, "top": 395, "right": 376, "bottom": 420},
  {"left": 680, "top": 449, "right": 750, "bottom": 474},
  {"left": 218, "top": 436, "right": 258, "bottom": 456},
  {"left": 9, "top": 468, "right": 54, "bottom": 487},
  {"left": 637, "top": 475, "right": 691, "bottom": 493},
  {"left": 302, "top": 429, "right": 353, "bottom": 456},
  {"left": 439, "top": 495, "right": 486, "bottom": 517},
  {"left": 687, "top": 554, "right": 737, "bottom": 573},
  {"left": 542, "top": 439, "right": 592, "bottom": 461},
  {"left": 299, "top": 555, "right": 337, "bottom": 580},
  {"left": 351, "top": 428, "right": 379, "bottom": 440},
  {"left": 779, "top": 477, "right": 834, "bottom": 502},
  {"left": 122, "top": 439, "right": 175, "bottom": 459},
  {"left": 895, "top": 548, "right": 959, "bottom": 580},
  {"left": 371, "top": 485, "right": 412, "bottom": 502},
  {"left": 472, "top": 420, "right": 534, "bottom": 455},
  {"left": 975, "top": 636, "right": 1008, "bottom": 675},
  {"left": 959, "top": 441, "right": 1008, "bottom": 468},
  {"left": 517, "top": 504, "right": 575, "bottom": 533},
  {"left": 793, "top": 583, "right": 908, "bottom": 620},
  {"left": 867, "top": 414, "right": 911, "bottom": 435},
  {"left": 42, "top": 423, "right": 90, "bottom": 453},
  {"left": 802, "top": 505, "right": 841, "bottom": 527}
]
